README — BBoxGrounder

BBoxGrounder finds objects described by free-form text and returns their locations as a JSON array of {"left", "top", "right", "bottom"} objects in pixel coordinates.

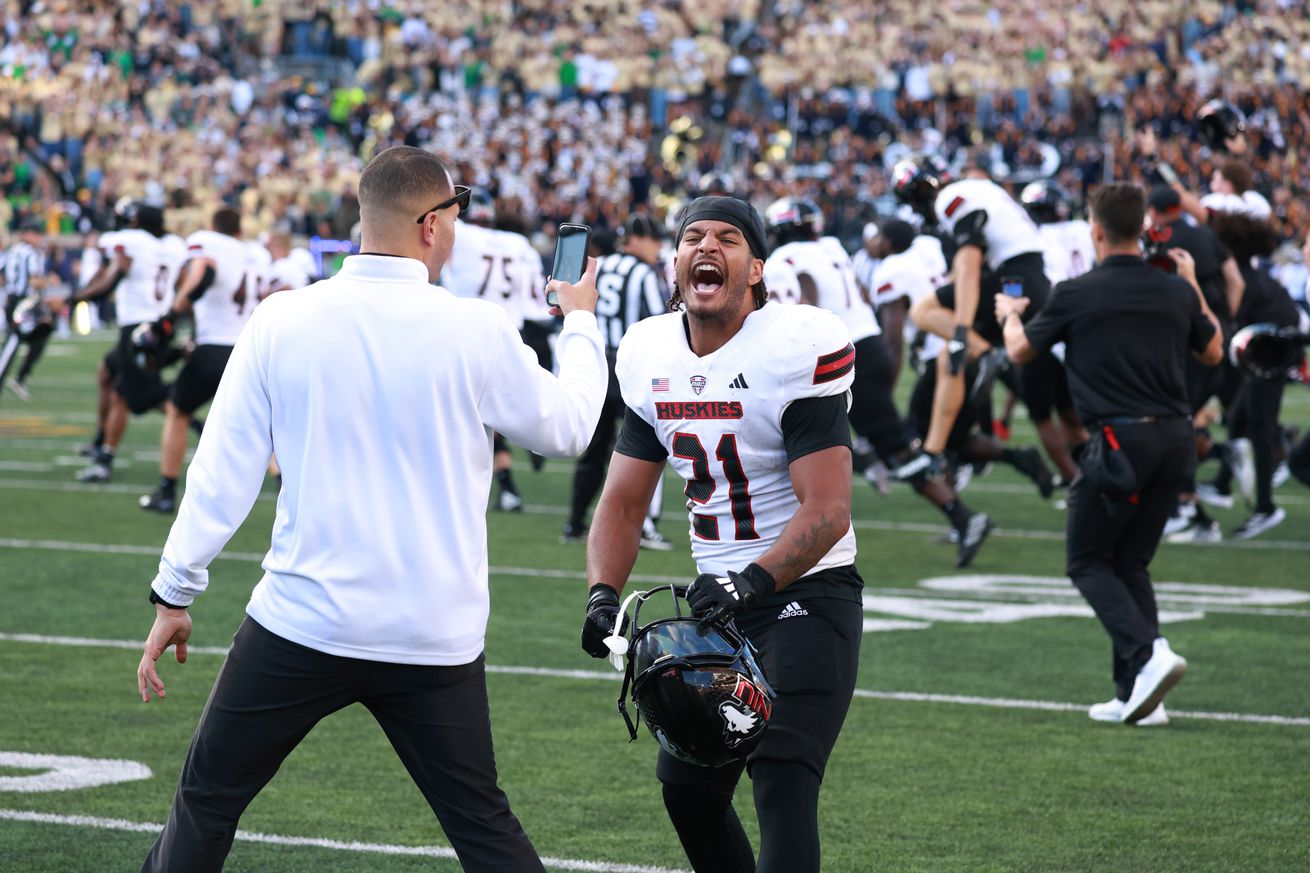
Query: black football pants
[
  {"left": 656, "top": 586, "right": 864, "bottom": 873},
  {"left": 141, "top": 618, "right": 544, "bottom": 873},
  {"left": 848, "top": 334, "right": 912, "bottom": 460},
  {"left": 568, "top": 368, "right": 624, "bottom": 529},
  {"left": 1065, "top": 417, "right": 1194, "bottom": 701},
  {"left": 1223, "top": 374, "right": 1286, "bottom": 513}
]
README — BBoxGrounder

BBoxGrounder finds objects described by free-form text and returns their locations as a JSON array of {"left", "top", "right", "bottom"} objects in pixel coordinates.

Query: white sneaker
[
  {"left": 76, "top": 462, "right": 112, "bottom": 483},
  {"left": 864, "top": 460, "right": 893, "bottom": 496},
  {"left": 639, "top": 521, "right": 674, "bottom": 551},
  {"left": 1162, "top": 502, "right": 1196, "bottom": 536},
  {"left": 1122, "top": 638, "right": 1187, "bottom": 724},
  {"left": 1166, "top": 519, "right": 1221, "bottom": 544},
  {"left": 1273, "top": 462, "right": 1290, "bottom": 488},
  {"left": 7, "top": 379, "right": 31, "bottom": 401},
  {"left": 1089, "top": 698, "right": 1169, "bottom": 726},
  {"left": 496, "top": 490, "right": 523, "bottom": 512},
  {"left": 1231, "top": 438, "right": 1255, "bottom": 503},
  {"left": 1232, "top": 507, "right": 1286, "bottom": 540},
  {"left": 1195, "top": 483, "right": 1234, "bottom": 510}
]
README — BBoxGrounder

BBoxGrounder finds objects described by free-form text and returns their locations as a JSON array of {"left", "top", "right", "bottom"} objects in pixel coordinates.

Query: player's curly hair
[{"left": 668, "top": 279, "right": 769, "bottom": 312}]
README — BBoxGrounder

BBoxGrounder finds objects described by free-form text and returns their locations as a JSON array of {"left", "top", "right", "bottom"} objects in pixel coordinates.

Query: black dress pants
[
  {"left": 1065, "top": 418, "right": 1194, "bottom": 701},
  {"left": 142, "top": 617, "right": 544, "bottom": 873}
]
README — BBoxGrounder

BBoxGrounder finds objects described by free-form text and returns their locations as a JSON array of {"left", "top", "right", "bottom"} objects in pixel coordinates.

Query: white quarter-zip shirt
[{"left": 151, "top": 254, "right": 607, "bottom": 665}]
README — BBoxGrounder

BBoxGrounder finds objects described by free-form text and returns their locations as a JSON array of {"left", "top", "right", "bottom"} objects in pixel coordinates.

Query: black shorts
[
  {"left": 111, "top": 324, "right": 171, "bottom": 415},
  {"left": 935, "top": 252, "right": 1050, "bottom": 346},
  {"left": 1020, "top": 349, "right": 1074, "bottom": 423},
  {"left": 171, "top": 344, "right": 234, "bottom": 414},
  {"left": 656, "top": 565, "right": 864, "bottom": 789}
]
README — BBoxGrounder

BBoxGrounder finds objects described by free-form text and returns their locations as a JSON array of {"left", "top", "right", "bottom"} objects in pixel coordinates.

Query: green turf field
[{"left": 2, "top": 336, "right": 1308, "bottom": 872}]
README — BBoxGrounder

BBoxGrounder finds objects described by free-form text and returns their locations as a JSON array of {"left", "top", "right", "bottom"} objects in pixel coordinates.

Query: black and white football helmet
[
  {"left": 607, "top": 585, "right": 775, "bottom": 768},
  {"left": 764, "top": 197, "right": 824, "bottom": 247},
  {"left": 1229, "top": 323, "right": 1307, "bottom": 380},
  {"left": 1198, "top": 100, "right": 1246, "bottom": 152},
  {"left": 892, "top": 155, "right": 951, "bottom": 224},
  {"left": 1020, "top": 180, "right": 1072, "bottom": 225}
]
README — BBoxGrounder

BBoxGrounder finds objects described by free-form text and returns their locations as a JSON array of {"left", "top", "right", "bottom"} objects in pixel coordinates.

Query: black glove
[
  {"left": 947, "top": 325, "right": 969, "bottom": 376},
  {"left": 581, "top": 584, "right": 626, "bottom": 659},
  {"left": 685, "top": 564, "right": 776, "bottom": 625}
]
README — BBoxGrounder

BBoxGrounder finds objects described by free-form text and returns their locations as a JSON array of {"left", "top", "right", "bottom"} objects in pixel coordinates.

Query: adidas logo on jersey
[
  {"left": 777, "top": 601, "right": 808, "bottom": 620},
  {"left": 729, "top": 373, "right": 750, "bottom": 390}
]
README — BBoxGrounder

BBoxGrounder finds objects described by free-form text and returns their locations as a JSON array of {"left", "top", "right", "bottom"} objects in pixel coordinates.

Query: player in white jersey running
[
  {"left": 71, "top": 201, "right": 187, "bottom": 482},
  {"left": 581, "top": 196, "right": 863, "bottom": 873},
  {"left": 140, "top": 208, "right": 263, "bottom": 512},
  {"left": 261, "top": 232, "right": 313, "bottom": 296},
  {"left": 442, "top": 191, "right": 549, "bottom": 510}
]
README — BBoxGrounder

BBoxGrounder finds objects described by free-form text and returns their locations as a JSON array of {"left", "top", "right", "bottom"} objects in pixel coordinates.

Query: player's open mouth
[{"left": 691, "top": 262, "right": 725, "bottom": 294}]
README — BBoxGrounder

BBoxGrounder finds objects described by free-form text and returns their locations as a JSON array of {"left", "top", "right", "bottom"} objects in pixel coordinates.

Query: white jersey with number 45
[
  {"left": 617, "top": 303, "right": 857, "bottom": 576},
  {"left": 186, "top": 230, "right": 263, "bottom": 346},
  {"left": 764, "top": 238, "right": 880, "bottom": 341}
]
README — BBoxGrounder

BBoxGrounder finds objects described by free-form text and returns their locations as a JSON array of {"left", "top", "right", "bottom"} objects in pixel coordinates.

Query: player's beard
[{"left": 675, "top": 269, "right": 752, "bottom": 329}]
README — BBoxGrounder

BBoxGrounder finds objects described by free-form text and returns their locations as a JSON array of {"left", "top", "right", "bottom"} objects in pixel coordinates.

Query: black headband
[{"left": 676, "top": 196, "right": 769, "bottom": 261}]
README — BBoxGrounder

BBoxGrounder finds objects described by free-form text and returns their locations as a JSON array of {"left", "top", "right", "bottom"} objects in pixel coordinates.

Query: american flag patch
[{"left": 652, "top": 378, "right": 670, "bottom": 392}]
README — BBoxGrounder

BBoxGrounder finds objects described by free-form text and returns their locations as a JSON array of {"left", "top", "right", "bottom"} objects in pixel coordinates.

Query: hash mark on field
[
  {"left": 1, "top": 632, "right": 1306, "bottom": 728},
  {"left": 0, "top": 810, "right": 688, "bottom": 872}
]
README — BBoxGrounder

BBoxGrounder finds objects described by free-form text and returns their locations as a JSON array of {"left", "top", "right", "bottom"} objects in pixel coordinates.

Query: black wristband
[
  {"left": 586, "top": 583, "right": 620, "bottom": 612},
  {"left": 149, "top": 589, "right": 186, "bottom": 610},
  {"left": 738, "top": 563, "right": 777, "bottom": 601}
]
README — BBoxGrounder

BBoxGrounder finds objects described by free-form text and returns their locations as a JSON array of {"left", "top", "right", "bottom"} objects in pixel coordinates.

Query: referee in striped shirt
[
  {"left": 3, "top": 217, "right": 51, "bottom": 401},
  {"left": 563, "top": 214, "right": 671, "bottom": 546}
]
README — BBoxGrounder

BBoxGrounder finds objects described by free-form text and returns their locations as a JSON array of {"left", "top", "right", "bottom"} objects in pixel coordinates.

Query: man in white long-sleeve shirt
[{"left": 135, "top": 146, "right": 607, "bottom": 873}]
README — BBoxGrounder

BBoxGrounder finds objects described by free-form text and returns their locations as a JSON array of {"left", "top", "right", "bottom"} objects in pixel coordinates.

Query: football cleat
[
  {"left": 955, "top": 512, "right": 993, "bottom": 568},
  {"left": 139, "top": 489, "right": 177, "bottom": 514},
  {"left": 893, "top": 450, "right": 946, "bottom": 483},
  {"left": 1232, "top": 507, "right": 1285, "bottom": 540},
  {"left": 560, "top": 523, "right": 589, "bottom": 544},
  {"left": 1166, "top": 519, "right": 1222, "bottom": 544},
  {"left": 496, "top": 490, "right": 524, "bottom": 512},
  {"left": 6, "top": 379, "right": 31, "bottom": 401},
  {"left": 1162, "top": 502, "right": 1196, "bottom": 536},
  {"left": 75, "top": 441, "right": 102, "bottom": 458},
  {"left": 864, "top": 459, "right": 893, "bottom": 496},
  {"left": 1195, "top": 483, "right": 1234, "bottom": 510},
  {"left": 76, "top": 462, "right": 112, "bottom": 483},
  {"left": 640, "top": 527, "right": 674, "bottom": 552}
]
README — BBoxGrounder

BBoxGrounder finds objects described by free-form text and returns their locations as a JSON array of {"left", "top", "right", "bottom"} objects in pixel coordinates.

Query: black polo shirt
[{"left": 1022, "top": 254, "right": 1216, "bottom": 423}]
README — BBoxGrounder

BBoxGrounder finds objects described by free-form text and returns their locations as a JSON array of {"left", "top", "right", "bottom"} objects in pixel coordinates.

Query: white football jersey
[
  {"left": 267, "top": 255, "right": 312, "bottom": 294},
  {"left": 186, "top": 230, "right": 258, "bottom": 346},
  {"left": 934, "top": 178, "right": 1044, "bottom": 270},
  {"left": 617, "top": 303, "right": 857, "bottom": 576},
  {"left": 105, "top": 229, "right": 181, "bottom": 326},
  {"left": 764, "top": 239, "right": 880, "bottom": 341},
  {"left": 870, "top": 248, "right": 936, "bottom": 307},
  {"left": 1200, "top": 190, "right": 1272, "bottom": 220},
  {"left": 444, "top": 221, "right": 542, "bottom": 329},
  {"left": 1038, "top": 220, "right": 1096, "bottom": 284}
]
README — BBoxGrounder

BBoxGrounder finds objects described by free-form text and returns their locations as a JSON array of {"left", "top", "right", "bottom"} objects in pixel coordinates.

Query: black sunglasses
[{"left": 415, "top": 186, "right": 472, "bottom": 223}]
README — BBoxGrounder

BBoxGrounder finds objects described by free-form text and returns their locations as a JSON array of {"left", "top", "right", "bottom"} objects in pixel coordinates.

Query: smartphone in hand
[
  {"left": 547, "top": 224, "right": 591, "bottom": 307},
  {"left": 1002, "top": 276, "right": 1024, "bottom": 298}
]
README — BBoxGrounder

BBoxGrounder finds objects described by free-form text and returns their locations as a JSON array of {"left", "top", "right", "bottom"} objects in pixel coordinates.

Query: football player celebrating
[
  {"left": 71, "top": 201, "right": 187, "bottom": 482},
  {"left": 894, "top": 156, "right": 1059, "bottom": 496},
  {"left": 140, "top": 208, "right": 265, "bottom": 513},
  {"left": 581, "top": 196, "right": 863, "bottom": 873}
]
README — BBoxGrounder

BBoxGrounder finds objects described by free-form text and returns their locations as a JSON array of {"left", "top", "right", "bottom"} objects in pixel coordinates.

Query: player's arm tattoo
[{"left": 760, "top": 505, "right": 847, "bottom": 588}]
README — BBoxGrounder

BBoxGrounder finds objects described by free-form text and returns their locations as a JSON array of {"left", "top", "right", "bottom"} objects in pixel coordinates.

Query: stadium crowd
[{"left": 2, "top": 0, "right": 1310, "bottom": 248}]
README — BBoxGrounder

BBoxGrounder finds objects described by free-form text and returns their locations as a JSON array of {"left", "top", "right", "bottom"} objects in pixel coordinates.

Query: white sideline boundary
[
  {"left": 0, "top": 631, "right": 1306, "bottom": 727},
  {"left": 0, "top": 809, "right": 688, "bottom": 873}
]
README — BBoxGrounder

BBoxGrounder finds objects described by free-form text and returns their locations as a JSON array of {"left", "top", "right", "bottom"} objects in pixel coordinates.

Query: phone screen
[
  {"left": 548, "top": 224, "right": 590, "bottom": 305},
  {"left": 1002, "top": 277, "right": 1024, "bottom": 298}
]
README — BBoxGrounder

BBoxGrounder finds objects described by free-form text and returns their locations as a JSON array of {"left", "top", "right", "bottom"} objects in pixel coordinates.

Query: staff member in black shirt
[{"left": 996, "top": 183, "right": 1223, "bottom": 725}]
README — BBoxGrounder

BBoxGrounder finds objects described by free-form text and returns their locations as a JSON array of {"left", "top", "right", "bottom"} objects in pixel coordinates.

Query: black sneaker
[
  {"left": 955, "top": 512, "right": 994, "bottom": 568},
  {"left": 1011, "top": 446, "right": 1055, "bottom": 499},
  {"left": 529, "top": 451, "right": 546, "bottom": 472},
  {"left": 139, "top": 489, "right": 177, "bottom": 514},
  {"left": 560, "top": 523, "right": 588, "bottom": 544}
]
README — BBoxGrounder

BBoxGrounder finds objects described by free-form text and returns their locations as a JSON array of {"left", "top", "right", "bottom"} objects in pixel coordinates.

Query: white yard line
[
  {"left": 0, "top": 810, "right": 688, "bottom": 872},
  {"left": 0, "top": 630, "right": 1305, "bottom": 728}
]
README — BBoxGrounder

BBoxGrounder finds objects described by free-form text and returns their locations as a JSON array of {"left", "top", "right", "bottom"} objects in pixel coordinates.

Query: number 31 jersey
[{"left": 616, "top": 303, "right": 858, "bottom": 577}]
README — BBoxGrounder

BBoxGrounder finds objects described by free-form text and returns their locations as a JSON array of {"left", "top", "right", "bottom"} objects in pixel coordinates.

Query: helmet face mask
[{"left": 614, "top": 586, "right": 776, "bottom": 768}]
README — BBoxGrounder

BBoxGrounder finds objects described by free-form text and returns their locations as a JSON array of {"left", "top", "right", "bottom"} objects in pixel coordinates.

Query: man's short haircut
[
  {"left": 1089, "top": 184, "right": 1145, "bottom": 246},
  {"left": 212, "top": 208, "right": 242, "bottom": 237},
  {"left": 1218, "top": 159, "right": 1254, "bottom": 194},
  {"left": 358, "top": 146, "right": 452, "bottom": 220}
]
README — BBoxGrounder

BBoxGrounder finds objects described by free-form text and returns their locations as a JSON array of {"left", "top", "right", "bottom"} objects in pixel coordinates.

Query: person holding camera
[
  {"left": 580, "top": 196, "right": 863, "bottom": 873},
  {"left": 135, "top": 147, "right": 607, "bottom": 872},
  {"left": 996, "top": 183, "right": 1223, "bottom": 726}
]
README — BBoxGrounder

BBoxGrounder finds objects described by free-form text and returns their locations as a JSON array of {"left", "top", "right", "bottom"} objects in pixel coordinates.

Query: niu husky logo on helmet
[{"left": 607, "top": 585, "right": 776, "bottom": 768}]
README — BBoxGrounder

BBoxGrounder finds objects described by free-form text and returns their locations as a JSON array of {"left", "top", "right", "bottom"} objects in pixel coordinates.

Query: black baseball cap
[
  {"left": 1148, "top": 186, "right": 1181, "bottom": 211},
  {"left": 620, "top": 213, "right": 663, "bottom": 240}
]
